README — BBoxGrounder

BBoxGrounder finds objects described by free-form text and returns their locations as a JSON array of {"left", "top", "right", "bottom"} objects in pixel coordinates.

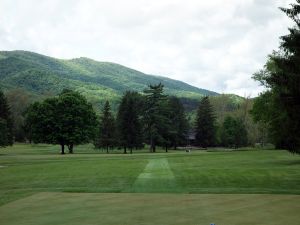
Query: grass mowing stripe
[
  {"left": 131, "top": 158, "right": 181, "bottom": 192},
  {"left": 137, "top": 158, "right": 174, "bottom": 179}
]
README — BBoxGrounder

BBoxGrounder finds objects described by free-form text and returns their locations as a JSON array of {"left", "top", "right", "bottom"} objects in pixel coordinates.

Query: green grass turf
[
  {"left": 0, "top": 144, "right": 300, "bottom": 224},
  {"left": 0, "top": 192, "right": 299, "bottom": 225},
  {"left": 132, "top": 157, "right": 179, "bottom": 192},
  {"left": 1, "top": 144, "right": 300, "bottom": 206}
]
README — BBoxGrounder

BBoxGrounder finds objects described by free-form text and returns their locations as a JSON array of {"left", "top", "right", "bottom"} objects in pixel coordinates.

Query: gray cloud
[{"left": 0, "top": 0, "right": 294, "bottom": 96}]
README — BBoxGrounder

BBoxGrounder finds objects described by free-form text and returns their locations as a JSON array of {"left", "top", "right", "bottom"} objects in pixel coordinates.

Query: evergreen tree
[
  {"left": 195, "top": 96, "right": 216, "bottom": 148},
  {"left": 96, "top": 101, "right": 115, "bottom": 153},
  {"left": 159, "top": 103, "right": 173, "bottom": 152},
  {"left": 252, "top": 1, "right": 300, "bottom": 153},
  {"left": 167, "top": 96, "right": 189, "bottom": 150},
  {"left": 24, "top": 90, "right": 97, "bottom": 154},
  {"left": 143, "top": 83, "right": 168, "bottom": 152},
  {"left": 6, "top": 89, "right": 31, "bottom": 142},
  {"left": 0, "top": 90, "right": 13, "bottom": 147},
  {"left": 117, "top": 91, "right": 143, "bottom": 154}
]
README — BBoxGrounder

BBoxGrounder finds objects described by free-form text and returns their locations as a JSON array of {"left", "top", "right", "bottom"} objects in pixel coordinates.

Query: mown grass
[
  {"left": 169, "top": 150, "right": 300, "bottom": 194},
  {"left": 0, "top": 192, "right": 299, "bottom": 225},
  {"left": 0, "top": 143, "right": 299, "bottom": 207}
]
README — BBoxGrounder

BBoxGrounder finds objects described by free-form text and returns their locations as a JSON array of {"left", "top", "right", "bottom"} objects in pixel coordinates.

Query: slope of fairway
[{"left": 0, "top": 192, "right": 299, "bottom": 225}]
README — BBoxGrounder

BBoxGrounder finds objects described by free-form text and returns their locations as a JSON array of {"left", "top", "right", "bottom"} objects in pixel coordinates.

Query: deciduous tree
[
  {"left": 25, "top": 90, "right": 97, "bottom": 154},
  {"left": 220, "top": 116, "right": 248, "bottom": 148}
]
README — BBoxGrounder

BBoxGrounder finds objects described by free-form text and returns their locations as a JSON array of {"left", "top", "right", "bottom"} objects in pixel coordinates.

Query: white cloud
[{"left": 0, "top": 0, "right": 294, "bottom": 96}]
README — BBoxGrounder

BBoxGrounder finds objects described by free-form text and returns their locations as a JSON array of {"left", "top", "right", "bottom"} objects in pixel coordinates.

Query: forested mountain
[
  {"left": 0, "top": 50, "right": 260, "bottom": 146},
  {"left": 0, "top": 50, "right": 218, "bottom": 110}
]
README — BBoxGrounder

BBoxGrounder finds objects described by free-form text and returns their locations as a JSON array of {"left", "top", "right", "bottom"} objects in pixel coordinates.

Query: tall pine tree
[
  {"left": 195, "top": 96, "right": 216, "bottom": 148},
  {"left": 96, "top": 101, "right": 116, "bottom": 153},
  {"left": 167, "top": 96, "right": 189, "bottom": 150},
  {"left": 143, "top": 83, "right": 168, "bottom": 152},
  {"left": 0, "top": 90, "right": 13, "bottom": 147},
  {"left": 117, "top": 91, "right": 143, "bottom": 154}
]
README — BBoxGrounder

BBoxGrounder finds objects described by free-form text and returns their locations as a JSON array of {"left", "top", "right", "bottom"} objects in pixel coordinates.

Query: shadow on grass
[{"left": 273, "top": 159, "right": 300, "bottom": 166}]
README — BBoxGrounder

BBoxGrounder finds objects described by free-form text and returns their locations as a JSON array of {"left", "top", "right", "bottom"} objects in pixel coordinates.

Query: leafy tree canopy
[
  {"left": 25, "top": 89, "right": 97, "bottom": 154},
  {"left": 220, "top": 116, "right": 248, "bottom": 148}
]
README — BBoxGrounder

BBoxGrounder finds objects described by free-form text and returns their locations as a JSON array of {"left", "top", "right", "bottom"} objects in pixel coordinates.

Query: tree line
[{"left": 1, "top": 83, "right": 250, "bottom": 153}]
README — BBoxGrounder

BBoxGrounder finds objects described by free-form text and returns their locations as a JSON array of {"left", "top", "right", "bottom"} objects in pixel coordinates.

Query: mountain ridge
[{"left": 0, "top": 50, "right": 219, "bottom": 110}]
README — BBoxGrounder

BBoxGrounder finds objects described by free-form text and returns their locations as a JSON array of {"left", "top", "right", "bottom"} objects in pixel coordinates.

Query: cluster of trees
[
  {"left": 95, "top": 84, "right": 189, "bottom": 153},
  {"left": 194, "top": 96, "right": 248, "bottom": 148},
  {"left": 95, "top": 88, "right": 249, "bottom": 152},
  {"left": 251, "top": 1, "right": 300, "bottom": 154},
  {"left": 6, "top": 84, "right": 190, "bottom": 154},
  {"left": 1, "top": 83, "right": 250, "bottom": 153}
]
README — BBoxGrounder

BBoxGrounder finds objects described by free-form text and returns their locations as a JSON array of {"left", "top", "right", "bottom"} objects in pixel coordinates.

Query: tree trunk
[
  {"left": 150, "top": 138, "right": 156, "bottom": 153},
  {"left": 106, "top": 146, "right": 109, "bottom": 154},
  {"left": 61, "top": 144, "right": 65, "bottom": 154},
  {"left": 124, "top": 147, "right": 127, "bottom": 154},
  {"left": 150, "top": 137, "right": 153, "bottom": 152},
  {"left": 165, "top": 146, "right": 168, "bottom": 152},
  {"left": 68, "top": 143, "right": 74, "bottom": 154},
  {"left": 130, "top": 148, "right": 132, "bottom": 154}
]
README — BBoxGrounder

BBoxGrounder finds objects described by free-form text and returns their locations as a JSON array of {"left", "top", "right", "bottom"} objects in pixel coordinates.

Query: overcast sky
[{"left": 0, "top": 0, "right": 294, "bottom": 96}]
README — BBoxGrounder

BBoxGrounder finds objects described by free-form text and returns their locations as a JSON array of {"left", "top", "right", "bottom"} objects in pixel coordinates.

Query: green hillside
[{"left": 0, "top": 50, "right": 218, "bottom": 109}]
